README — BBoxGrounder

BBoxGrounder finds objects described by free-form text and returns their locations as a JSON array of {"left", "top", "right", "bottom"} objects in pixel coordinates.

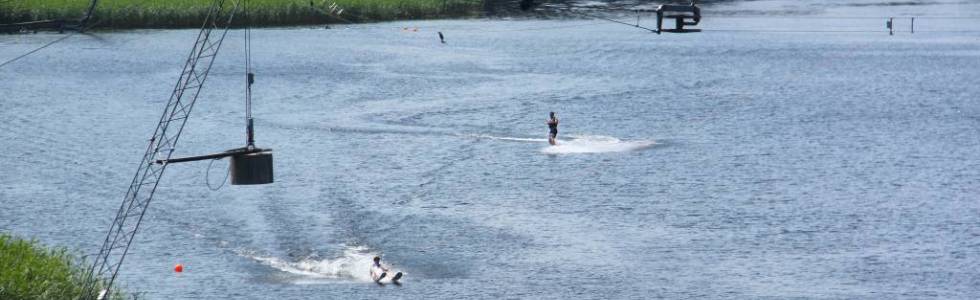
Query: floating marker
[{"left": 174, "top": 264, "right": 184, "bottom": 273}]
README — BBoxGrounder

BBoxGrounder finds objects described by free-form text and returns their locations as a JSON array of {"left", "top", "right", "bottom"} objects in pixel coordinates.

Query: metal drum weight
[{"left": 230, "top": 150, "right": 273, "bottom": 185}]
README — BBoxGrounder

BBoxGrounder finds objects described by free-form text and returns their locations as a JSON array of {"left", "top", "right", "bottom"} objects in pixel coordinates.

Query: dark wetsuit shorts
[{"left": 548, "top": 119, "right": 558, "bottom": 138}]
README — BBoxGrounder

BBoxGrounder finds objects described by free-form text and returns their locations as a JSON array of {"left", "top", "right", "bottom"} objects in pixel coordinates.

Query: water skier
[
  {"left": 371, "top": 256, "right": 402, "bottom": 283},
  {"left": 371, "top": 256, "right": 388, "bottom": 282},
  {"left": 547, "top": 112, "right": 559, "bottom": 145}
]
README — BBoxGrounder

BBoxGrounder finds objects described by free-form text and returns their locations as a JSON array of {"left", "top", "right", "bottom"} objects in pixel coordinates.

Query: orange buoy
[{"left": 174, "top": 264, "right": 184, "bottom": 273}]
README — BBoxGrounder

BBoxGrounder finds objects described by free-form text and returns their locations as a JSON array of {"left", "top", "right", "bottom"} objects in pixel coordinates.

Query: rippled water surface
[{"left": 2, "top": 1, "right": 979, "bottom": 299}]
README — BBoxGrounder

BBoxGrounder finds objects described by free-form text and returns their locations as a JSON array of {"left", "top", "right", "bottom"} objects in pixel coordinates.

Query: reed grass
[
  {"left": 0, "top": 233, "right": 121, "bottom": 300},
  {"left": 0, "top": 0, "right": 482, "bottom": 28}
]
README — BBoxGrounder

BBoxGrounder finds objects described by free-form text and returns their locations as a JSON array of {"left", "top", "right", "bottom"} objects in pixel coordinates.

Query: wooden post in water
[
  {"left": 911, "top": 17, "right": 915, "bottom": 34},
  {"left": 887, "top": 17, "right": 894, "bottom": 35}
]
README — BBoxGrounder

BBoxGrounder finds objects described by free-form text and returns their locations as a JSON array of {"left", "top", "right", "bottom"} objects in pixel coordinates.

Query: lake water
[{"left": 2, "top": 1, "right": 979, "bottom": 299}]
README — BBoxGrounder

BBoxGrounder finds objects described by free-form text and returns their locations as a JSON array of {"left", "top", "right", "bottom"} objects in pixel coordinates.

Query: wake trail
[
  {"left": 464, "top": 133, "right": 548, "bottom": 143},
  {"left": 541, "top": 135, "right": 655, "bottom": 154},
  {"left": 238, "top": 245, "right": 386, "bottom": 283},
  {"left": 465, "top": 133, "right": 655, "bottom": 154}
]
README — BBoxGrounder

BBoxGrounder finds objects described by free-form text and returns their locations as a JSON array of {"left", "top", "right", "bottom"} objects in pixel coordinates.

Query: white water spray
[{"left": 239, "top": 245, "right": 383, "bottom": 283}]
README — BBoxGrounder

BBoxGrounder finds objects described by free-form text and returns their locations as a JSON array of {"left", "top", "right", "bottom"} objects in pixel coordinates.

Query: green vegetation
[
  {"left": 0, "top": 233, "right": 120, "bottom": 300},
  {"left": 0, "top": 0, "right": 482, "bottom": 28}
]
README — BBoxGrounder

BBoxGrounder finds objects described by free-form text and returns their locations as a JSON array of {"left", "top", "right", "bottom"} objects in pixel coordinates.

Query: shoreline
[
  {"left": 0, "top": 233, "right": 122, "bottom": 299},
  {"left": 0, "top": 0, "right": 486, "bottom": 30}
]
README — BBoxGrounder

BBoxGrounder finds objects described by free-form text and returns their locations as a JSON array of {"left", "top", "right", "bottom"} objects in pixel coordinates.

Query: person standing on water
[{"left": 547, "top": 112, "right": 559, "bottom": 145}]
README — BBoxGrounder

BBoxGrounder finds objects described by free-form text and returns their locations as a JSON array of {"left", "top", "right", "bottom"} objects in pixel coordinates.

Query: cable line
[
  {"left": 0, "top": 20, "right": 101, "bottom": 69},
  {"left": 562, "top": 8, "right": 658, "bottom": 32},
  {"left": 0, "top": 33, "right": 74, "bottom": 69}
]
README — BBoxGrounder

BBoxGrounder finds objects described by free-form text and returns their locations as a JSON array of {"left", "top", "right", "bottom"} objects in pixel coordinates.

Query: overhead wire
[
  {"left": 542, "top": 6, "right": 980, "bottom": 35},
  {"left": 701, "top": 15, "right": 980, "bottom": 19},
  {"left": 581, "top": 7, "right": 980, "bottom": 19},
  {"left": 0, "top": 33, "right": 76, "bottom": 69},
  {"left": 561, "top": 8, "right": 658, "bottom": 32},
  {"left": 702, "top": 29, "right": 889, "bottom": 33},
  {"left": 0, "top": 20, "right": 102, "bottom": 69},
  {"left": 303, "top": 1, "right": 609, "bottom": 34},
  {"left": 245, "top": 0, "right": 253, "bottom": 138},
  {"left": 474, "top": 21, "right": 607, "bottom": 33}
]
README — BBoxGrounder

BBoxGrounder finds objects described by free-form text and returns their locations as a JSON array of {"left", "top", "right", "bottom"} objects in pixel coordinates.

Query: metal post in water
[{"left": 656, "top": 10, "right": 663, "bottom": 34}]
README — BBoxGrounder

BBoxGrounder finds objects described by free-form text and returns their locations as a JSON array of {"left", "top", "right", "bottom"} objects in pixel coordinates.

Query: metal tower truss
[{"left": 85, "top": 0, "right": 241, "bottom": 298}]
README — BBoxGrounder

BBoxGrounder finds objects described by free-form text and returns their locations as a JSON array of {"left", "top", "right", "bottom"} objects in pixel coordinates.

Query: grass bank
[
  {"left": 0, "top": 233, "right": 120, "bottom": 300},
  {"left": 0, "top": 0, "right": 483, "bottom": 28}
]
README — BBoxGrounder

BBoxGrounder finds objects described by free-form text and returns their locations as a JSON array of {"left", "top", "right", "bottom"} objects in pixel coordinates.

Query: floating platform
[{"left": 651, "top": 3, "right": 701, "bottom": 34}]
